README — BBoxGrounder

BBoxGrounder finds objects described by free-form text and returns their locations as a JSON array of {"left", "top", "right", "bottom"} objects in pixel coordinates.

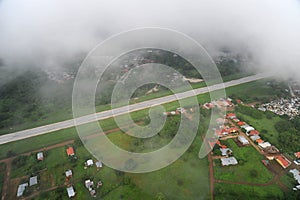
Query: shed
[
  {"left": 221, "top": 157, "right": 238, "bottom": 166},
  {"left": 65, "top": 169, "right": 72, "bottom": 177},
  {"left": 67, "top": 186, "right": 75, "bottom": 198},
  {"left": 17, "top": 183, "right": 28, "bottom": 197},
  {"left": 238, "top": 135, "right": 249, "bottom": 145},
  {"left": 29, "top": 176, "right": 38, "bottom": 186},
  {"left": 37, "top": 152, "right": 44, "bottom": 161}
]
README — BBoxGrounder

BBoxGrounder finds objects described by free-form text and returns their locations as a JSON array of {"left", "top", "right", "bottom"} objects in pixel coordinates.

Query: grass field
[
  {"left": 214, "top": 139, "right": 273, "bottom": 184},
  {"left": 214, "top": 182, "right": 284, "bottom": 200}
]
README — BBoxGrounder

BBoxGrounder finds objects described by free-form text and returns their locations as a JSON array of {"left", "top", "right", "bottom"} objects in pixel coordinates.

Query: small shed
[
  {"left": 65, "top": 169, "right": 73, "bottom": 177},
  {"left": 37, "top": 152, "right": 44, "bottom": 161},
  {"left": 67, "top": 186, "right": 75, "bottom": 198},
  {"left": 29, "top": 176, "right": 38, "bottom": 186},
  {"left": 17, "top": 183, "right": 28, "bottom": 197}
]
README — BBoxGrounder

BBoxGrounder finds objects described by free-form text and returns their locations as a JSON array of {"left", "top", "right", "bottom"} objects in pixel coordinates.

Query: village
[
  {"left": 13, "top": 145, "right": 104, "bottom": 199},
  {"left": 258, "top": 97, "right": 300, "bottom": 119},
  {"left": 203, "top": 97, "right": 300, "bottom": 191}
]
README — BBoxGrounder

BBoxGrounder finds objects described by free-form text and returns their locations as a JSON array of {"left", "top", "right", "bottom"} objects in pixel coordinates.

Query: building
[
  {"left": 275, "top": 155, "right": 291, "bottom": 169},
  {"left": 85, "top": 180, "right": 94, "bottom": 191},
  {"left": 295, "top": 152, "right": 300, "bottom": 159},
  {"left": 66, "top": 147, "right": 75, "bottom": 156},
  {"left": 249, "top": 130, "right": 260, "bottom": 136},
  {"left": 65, "top": 170, "right": 72, "bottom": 177},
  {"left": 29, "top": 176, "right": 38, "bottom": 186},
  {"left": 220, "top": 157, "right": 238, "bottom": 166},
  {"left": 290, "top": 169, "right": 300, "bottom": 184},
  {"left": 244, "top": 126, "right": 255, "bottom": 135},
  {"left": 237, "top": 121, "right": 246, "bottom": 126},
  {"left": 258, "top": 142, "right": 271, "bottom": 149},
  {"left": 238, "top": 135, "right": 249, "bottom": 145},
  {"left": 86, "top": 159, "right": 94, "bottom": 166},
  {"left": 220, "top": 148, "right": 232, "bottom": 157},
  {"left": 250, "top": 135, "right": 260, "bottom": 141},
  {"left": 96, "top": 161, "right": 103, "bottom": 168},
  {"left": 67, "top": 186, "right": 76, "bottom": 198},
  {"left": 226, "top": 113, "right": 236, "bottom": 119},
  {"left": 17, "top": 183, "right": 28, "bottom": 197},
  {"left": 37, "top": 152, "right": 44, "bottom": 161}
]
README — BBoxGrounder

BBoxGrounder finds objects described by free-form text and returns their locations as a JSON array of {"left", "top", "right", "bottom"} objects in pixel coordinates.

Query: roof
[
  {"left": 226, "top": 113, "right": 236, "bottom": 118},
  {"left": 67, "top": 147, "right": 75, "bottom": 156},
  {"left": 86, "top": 159, "right": 94, "bottom": 166},
  {"left": 17, "top": 183, "right": 28, "bottom": 197},
  {"left": 220, "top": 148, "right": 232, "bottom": 156},
  {"left": 85, "top": 180, "right": 94, "bottom": 189},
  {"left": 238, "top": 136, "right": 249, "bottom": 144},
  {"left": 67, "top": 186, "right": 75, "bottom": 198},
  {"left": 96, "top": 161, "right": 102, "bottom": 168},
  {"left": 250, "top": 135, "right": 261, "bottom": 141},
  {"left": 221, "top": 157, "right": 238, "bottom": 166},
  {"left": 65, "top": 170, "right": 72, "bottom": 177},
  {"left": 249, "top": 130, "right": 260, "bottom": 136},
  {"left": 295, "top": 152, "right": 300, "bottom": 158},
  {"left": 275, "top": 155, "right": 291, "bottom": 168},
  {"left": 237, "top": 121, "right": 246, "bottom": 126},
  {"left": 259, "top": 142, "right": 271, "bottom": 149},
  {"left": 37, "top": 152, "right": 44, "bottom": 160},
  {"left": 290, "top": 169, "right": 300, "bottom": 184},
  {"left": 29, "top": 176, "right": 38, "bottom": 186},
  {"left": 244, "top": 126, "right": 255, "bottom": 133},
  {"left": 256, "top": 139, "right": 264, "bottom": 144}
]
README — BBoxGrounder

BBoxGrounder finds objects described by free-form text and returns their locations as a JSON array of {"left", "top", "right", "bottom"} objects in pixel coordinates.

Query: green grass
[
  {"left": 280, "top": 173, "right": 297, "bottom": 189},
  {"left": 214, "top": 182, "right": 284, "bottom": 200},
  {"left": 0, "top": 162, "right": 6, "bottom": 197},
  {"left": 214, "top": 139, "right": 273, "bottom": 184}
]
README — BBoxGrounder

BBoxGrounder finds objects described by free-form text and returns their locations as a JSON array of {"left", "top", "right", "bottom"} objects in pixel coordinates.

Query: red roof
[
  {"left": 256, "top": 139, "right": 264, "bottom": 144},
  {"left": 67, "top": 147, "right": 75, "bottom": 156},
  {"left": 295, "top": 152, "right": 300, "bottom": 158},
  {"left": 275, "top": 155, "right": 291, "bottom": 168},
  {"left": 228, "top": 127, "right": 239, "bottom": 133},
  {"left": 249, "top": 130, "right": 260, "bottom": 136},
  {"left": 237, "top": 121, "right": 246, "bottom": 126},
  {"left": 226, "top": 113, "right": 236, "bottom": 117}
]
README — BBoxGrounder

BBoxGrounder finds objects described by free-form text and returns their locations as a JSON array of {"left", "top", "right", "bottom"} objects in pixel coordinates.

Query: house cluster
[
  {"left": 203, "top": 97, "right": 234, "bottom": 110},
  {"left": 258, "top": 97, "right": 300, "bottom": 118},
  {"left": 17, "top": 176, "right": 38, "bottom": 197},
  {"left": 65, "top": 146, "right": 103, "bottom": 198},
  {"left": 289, "top": 169, "right": 300, "bottom": 190},
  {"left": 213, "top": 140, "right": 238, "bottom": 166}
]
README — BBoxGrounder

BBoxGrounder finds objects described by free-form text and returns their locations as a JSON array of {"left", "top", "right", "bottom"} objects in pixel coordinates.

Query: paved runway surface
[{"left": 0, "top": 73, "right": 271, "bottom": 145}]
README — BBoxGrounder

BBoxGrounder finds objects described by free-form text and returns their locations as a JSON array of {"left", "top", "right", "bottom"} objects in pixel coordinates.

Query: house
[
  {"left": 294, "top": 152, "right": 300, "bottom": 159},
  {"left": 249, "top": 130, "right": 260, "bottom": 136},
  {"left": 275, "top": 155, "right": 291, "bottom": 169},
  {"left": 95, "top": 161, "right": 103, "bottom": 168},
  {"left": 65, "top": 170, "right": 72, "bottom": 177},
  {"left": 86, "top": 159, "right": 94, "bottom": 167},
  {"left": 85, "top": 179, "right": 94, "bottom": 191},
  {"left": 228, "top": 127, "right": 239, "bottom": 134},
  {"left": 238, "top": 135, "right": 249, "bottom": 145},
  {"left": 220, "top": 148, "right": 232, "bottom": 157},
  {"left": 226, "top": 113, "right": 236, "bottom": 119},
  {"left": 294, "top": 160, "right": 300, "bottom": 165},
  {"left": 66, "top": 147, "right": 75, "bottom": 156},
  {"left": 258, "top": 142, "right": 271, "bottom": 149},
  {"left": 29, "top": 176, "right": 38, "bottom": 186},
  {"left": 237, "top": 121, "right": 246, "bottom": 126},
  {"left": 220, "top": 157, "right": 238, "bottom": 166},
  {"left": 17, "top": 183, "right": 28, "bottom": 197},
  {"left": 264, "top": 146, "right": 280, "bottom": 154},
  {"left": 256, "top": 139, "right": 264, "bottom": 144},
  {"left": 290, "top": 169, "right": 300, "bottom": 184},
  {"left": 37, "top": 152, "right": 44, "bottom": 161},
  {"left": 244, "top": 126, "right": 255, "bottom": 135},
  {"left": 250, "top": 135, "right": 260, "bottom": 141},
  {"left": 232, "top": 118, "right": 240, "bottom": 123},
  {"left": 67, "top": 186, "right": 76, "bottom": 198}
]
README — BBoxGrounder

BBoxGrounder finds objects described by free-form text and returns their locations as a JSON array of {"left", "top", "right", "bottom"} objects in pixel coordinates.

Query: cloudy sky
[{"left": 0, "top": 0, "right": 300, "bottom": 79}]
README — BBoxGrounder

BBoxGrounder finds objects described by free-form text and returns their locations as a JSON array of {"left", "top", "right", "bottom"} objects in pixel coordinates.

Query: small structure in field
[
  {"left": 65, "top": 169, "right": 73, "bottom": 177},
  {"left": 238, "top": 135, "right": 249, "bottom": 145},
  {"left": 17, "top": 183, "right": 28, "bottom": 197},
  {"left": 67, "top": 186, "right": 76, "bottom": 198},
  {"left": 29, "top": 176, "right": 38, "bottom": 186},
  {"left": 220, "top": 157, "right": 238, "bottom": 166},
  {"left": 86, "top": 159, "right": 94, "bottom": 167},
  {"left": 37, "top": 152, "right": 44, "bottom": 161},
  {"left": 66, "top": 147, "right": 75, "bottom": 156}
]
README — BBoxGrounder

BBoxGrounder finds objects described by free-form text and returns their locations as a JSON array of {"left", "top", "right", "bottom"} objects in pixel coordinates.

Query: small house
[
  {"left": 86, "top": 159, "right": 94, "bottom": 167},
  {"left": 220, "top": 157, "right": 238, "bottom": 166},
  {"left": 67, "top": 186, "right": 76, "bottom": 198},
  {"left": 238, "top": 136, "right": 249, "bottom": 145},
  {"left": 37, "top": 152, "right": 44, "bottom": 161},
  {"left": 66, "top": 147, "right": 75, "bottom": 156},
  {"left": 17, "top": 183, "right": 28, "bottom": 197},
  {"left": 29, "top": 176, "right": 38, "bottom": 186},
  {"left": 65, "top": 170, "right": 72, "bottom": 177}
]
